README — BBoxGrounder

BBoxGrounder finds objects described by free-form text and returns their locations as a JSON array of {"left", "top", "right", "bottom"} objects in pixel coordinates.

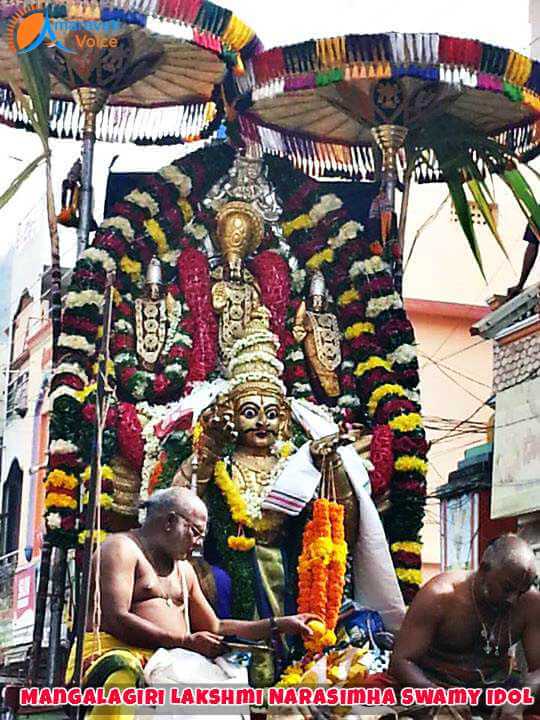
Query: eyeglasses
[{"left": 172, "top": 512, "right": 207, "bottom": 541}]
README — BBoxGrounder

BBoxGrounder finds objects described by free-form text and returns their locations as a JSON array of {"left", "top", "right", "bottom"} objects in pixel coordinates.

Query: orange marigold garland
[{"left": 297, "top": 498, "right": 347, "bottom": 654}]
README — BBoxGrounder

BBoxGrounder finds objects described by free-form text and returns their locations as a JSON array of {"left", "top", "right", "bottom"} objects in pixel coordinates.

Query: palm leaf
[
  {"left": 0, "top": 153, "right": 47, "bottom": 210},
  {"left": 466, "top": 178, "right": 508, "bottom": 259},
  {"left": 502, "top": 165, "right": 540, "bottom": 232},
  {"left": 447, "top": 176, "right": 485, "bottom": 279},
  {"left": 17, "top": 48, "right": 50, "bottom": 148}
]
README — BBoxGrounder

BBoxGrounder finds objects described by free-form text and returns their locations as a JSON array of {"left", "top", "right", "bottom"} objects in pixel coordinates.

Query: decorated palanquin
[{"left": 45, "top": 143, "right": 428, "bottom": 676}]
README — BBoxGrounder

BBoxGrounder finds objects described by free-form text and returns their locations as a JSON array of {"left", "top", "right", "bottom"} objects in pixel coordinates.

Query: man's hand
[
  {"left": 276, "top": 613, "right": 323, "bottom": 637},
  {"left": 184, "top": 631, "right": 225, "bottom": 658},
  {"left": 491, "top": 703, "right": 524, "bottom": 720}
]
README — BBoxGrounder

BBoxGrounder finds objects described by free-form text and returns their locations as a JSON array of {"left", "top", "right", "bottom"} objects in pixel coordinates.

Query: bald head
[
  {"left": 141, "top": 487, "right": 207, "bottom": 525},
  {"left": 481, "top": 534, "right": 536, "bottom": 575},
  {"left": 477, "top": 534, "right": 537, "bottom": 609}
]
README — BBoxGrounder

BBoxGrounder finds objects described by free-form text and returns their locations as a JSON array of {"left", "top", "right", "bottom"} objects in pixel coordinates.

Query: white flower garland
[
  {"left": 231, "top": 331, "right": 280, "bottom": 355},
  {"left": 387, "top": 343, "right": 417, "bottom": 365},
  {"left": 365, "top": 293, "right": 403, "bottom": 318},
  {"left": 137, "top": 402, "right": 175, "bottom": 505},
  {"left": 329, "top": 220, "right": 363, "bottom": 249},
  {"left": 162, "top": 299, "right": 184, "bottom": 356},
  {"left": 228, "top": 351, "right": 284, "bottom": 375},
  {"left": 113, "top": 319, "right": 134, "bottom": 335},
  {"left": 46, "top": 512, "right": 62, "bottom": 529},
  {"left": 308, "top": 194, "right": 342, "bottom": 224},
  {"left": 101, "top": 216, "right": 135, "bottom": 241},
  {"left": 125, "top": 189, "right": 159, "bottom": 216},
  {"left": 54, "top": 362, "right": 88, "bottom": 384},
  {"left": 64, "top": 289, "right": 104, "bottom": 310},
  {"left": 49, "top": 385, "right": 80, "bottom": 404},
  {"left": 82, "top": 247, "right": 117, "bottom": 274},
  {"left": 49, "top": 439, "right": 78, "bottom": 455},
  {"left": 58, "top": 334, "right": 96, "bottom": 355},
  {"left": 350, "top": 256, "right": 390, "bottom": 278},
  {"left": 159, "top": 165, "right": 192, "bottom": 197}
]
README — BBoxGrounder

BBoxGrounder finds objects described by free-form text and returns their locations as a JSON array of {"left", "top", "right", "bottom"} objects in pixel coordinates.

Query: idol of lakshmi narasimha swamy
[{"left": 172, "top": 307, "right": 404, "bottom": 683}]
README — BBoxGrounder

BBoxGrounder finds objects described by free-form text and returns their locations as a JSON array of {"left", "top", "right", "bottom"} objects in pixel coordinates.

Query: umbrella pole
[
  {"left": 72, "top": 88, "right": 108, "bottom": 258},
  {"left": 46, "top": 546, "right": 68, "bottom": 686},
  {"left": 371, "top": 125, "right": 408, "bottom": 292}
]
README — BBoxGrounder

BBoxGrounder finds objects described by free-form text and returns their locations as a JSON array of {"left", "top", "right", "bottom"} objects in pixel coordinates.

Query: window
[
  {"left": 0, "top": 459, "right": 23, "bottom": 557},
  {"left": 450, "top": 200, "right": 498, "bottom": 226},
  {"left": 6, "top": 371, "right": 29, "bottom": 420}
]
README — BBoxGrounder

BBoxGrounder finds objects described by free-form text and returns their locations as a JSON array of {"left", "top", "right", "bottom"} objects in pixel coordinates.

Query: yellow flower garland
[
  {"left": 45, "top": 492, "right": 77, "bottom": 510},
  {"left": 394, "top": 455, "right": 428, "bottom": 475},
  {"left": 344, "top": 321, "right": 375, "bottom": 339},
  {"left": 45, "top": 469, "right": 78, "bottom": 491},
  {"left": 338, "top": 288, "right": 359, "bottom": 306},
  {"left": 396, "top": 568, "right": 422, "bottom": 586},
  {"left": 144, "top": 218, "right": 169, "bottom": 257},
  {"left": 214, "top": 460, "right": 253, "bottom": 528},
  {"left": 306, "top": 247, "right": 334, "bottom": 270},
  {"left": 75, "top": 382, "right": 97, "bottom": 403},
  {"left": 282, "top": 214, "right": 313, "bottom": 237},
  {"left": 354, "top": 356, "right": 391, "bottom": 377},
  {"left": 81, "top": 464, "right": 114, "bottom": 485},
  {"left": 391, "top": 541, "right": 422, "bottom": 555},
  {"left": 177, "top": 198, "right": 193, "bottom": 223},
  {"left": 367, "top": 383, "right": 406, "bottom": 416},
  {"left": 389, "top": 413, "right": 423, "bottom": 433},
  {"left": 120, "top": 255, "right": 142, "bottom": 279},
  {"left": 78, "top": 529, "right": 108, "bottom": 545},
  {"left": 228, "top": 536, "right": 255, "bottom": 551}
]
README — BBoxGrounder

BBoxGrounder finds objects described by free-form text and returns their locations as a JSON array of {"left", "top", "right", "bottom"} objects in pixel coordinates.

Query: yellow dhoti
[{"left": 66, "top": 632, "right": 153, "bottom": 720}]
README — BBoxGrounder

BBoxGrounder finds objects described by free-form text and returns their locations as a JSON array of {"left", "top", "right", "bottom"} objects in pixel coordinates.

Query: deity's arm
[
  {"left": 331, "top": 457, "right": 359, "bottom": 549},
  {"left": 173, "top": 454, "right": 214, "bottom": 499},
  {"left": 292, "top": 300, "right": 308, "bottom": 343}
]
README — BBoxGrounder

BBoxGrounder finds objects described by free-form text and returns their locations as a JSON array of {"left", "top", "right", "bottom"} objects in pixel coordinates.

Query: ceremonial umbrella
[
  {"left": 1, "top": 0, "right": 261, "bottom": 255},
  {"left": 230, "top": 33, "right": 540, "bottom": 272}
]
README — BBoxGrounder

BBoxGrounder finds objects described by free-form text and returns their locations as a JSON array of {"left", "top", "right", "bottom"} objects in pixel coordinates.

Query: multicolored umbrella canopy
[
  {"left": 229, "top": 33, "right": 540, "bottom": 180},
  {"left": 0, "top": 0, "right": 262, "bottom": 143}
]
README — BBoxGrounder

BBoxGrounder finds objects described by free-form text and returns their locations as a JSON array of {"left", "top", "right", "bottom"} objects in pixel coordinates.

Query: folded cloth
[{"left": 137, "top": 648, "right": 250, "bottom": 720}]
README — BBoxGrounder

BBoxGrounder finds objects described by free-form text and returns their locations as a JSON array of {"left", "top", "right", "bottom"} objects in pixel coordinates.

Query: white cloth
[
  {"left": 136, "top": 648, "right": 249, "bottom": 720},
  {"left": 264, "top": 398, "right": 406, "bottom": 634}
]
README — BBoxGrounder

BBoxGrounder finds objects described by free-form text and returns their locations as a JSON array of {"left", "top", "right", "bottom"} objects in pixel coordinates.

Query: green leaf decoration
[{"left": 0, "top": 153, "right": 46, "bottom": 210}]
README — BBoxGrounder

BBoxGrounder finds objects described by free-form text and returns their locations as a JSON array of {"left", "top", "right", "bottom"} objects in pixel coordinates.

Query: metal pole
[
  {"left": 371, "top": 124, "right": 408, "bottom": 295},
  {"left": 28, "top": 542, "right": 52, "bottom": 683},
  {"left": 77, "top": 134, "right": 95, "bottom": 257},
  {"left": 46, "top": 546, "right": 68, "bottom": 685},
  {"left": 72, "top": 88, "right": 108, "bottom": 258},
  {"left": 71, "top": 273, "right": 115, "bottom": 694}
]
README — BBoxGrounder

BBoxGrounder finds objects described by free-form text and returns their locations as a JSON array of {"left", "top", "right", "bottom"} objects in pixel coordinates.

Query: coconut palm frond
[{"left": 405, "top": 115, "right": 540, "bottom": 275}]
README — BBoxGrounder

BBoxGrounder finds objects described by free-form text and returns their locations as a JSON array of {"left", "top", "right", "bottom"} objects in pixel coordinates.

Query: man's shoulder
[
  {"left": 100, "top": 532, "right": 139, "bottom": 558},
  {"left": 519, "top": 585, "right": 540, "bottom": 620},
  {"left": 415, "top": 570, "right": 468, "bottom": 601}
]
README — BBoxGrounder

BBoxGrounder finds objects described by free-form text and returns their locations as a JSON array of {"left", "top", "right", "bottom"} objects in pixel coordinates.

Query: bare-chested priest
[
  {"left": 66, "top": 487, "right": 318, "bottom": 717},
  {"left": 389, "top": 535, "right": 540, "bottom": 719}
]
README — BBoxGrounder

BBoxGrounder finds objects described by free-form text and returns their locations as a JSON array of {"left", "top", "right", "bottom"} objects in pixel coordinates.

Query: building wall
[{"left": 405, "top": 299, "right": 493, "bottom": 577}]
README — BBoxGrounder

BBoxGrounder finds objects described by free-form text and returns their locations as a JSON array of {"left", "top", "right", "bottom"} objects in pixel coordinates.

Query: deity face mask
[
  {"left": 234, "top": 394, "right": 282, "bottom": 450},
  {"left": 147, "top": 283, "right": 161, "bottom": 301},
  {"left": 311, "top": 294, "right": 325, "bottom": 313}
]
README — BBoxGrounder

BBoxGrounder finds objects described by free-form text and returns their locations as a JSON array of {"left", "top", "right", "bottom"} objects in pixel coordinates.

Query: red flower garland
[
  {"left": 249, "top": 251, "right": 291, "bottom": 357},
  {"left": 369, "top": 424, "right": 394, "bottom": 499},
  {"left": 116, "top": 402, "right": 145, "bottom": 472},
  {"left": 177, "top": 248, "right": 218, "bottom": 390}
]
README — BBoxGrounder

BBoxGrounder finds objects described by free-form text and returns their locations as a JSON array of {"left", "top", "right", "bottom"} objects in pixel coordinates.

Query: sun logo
[{"left": 7, "top": 4, "right": 73, "bottom": 55}]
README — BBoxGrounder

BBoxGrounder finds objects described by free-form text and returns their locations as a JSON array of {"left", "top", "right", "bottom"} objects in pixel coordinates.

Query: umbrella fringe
[{"left": 0, "top": 87, "right": 220, "bottom": 144}]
